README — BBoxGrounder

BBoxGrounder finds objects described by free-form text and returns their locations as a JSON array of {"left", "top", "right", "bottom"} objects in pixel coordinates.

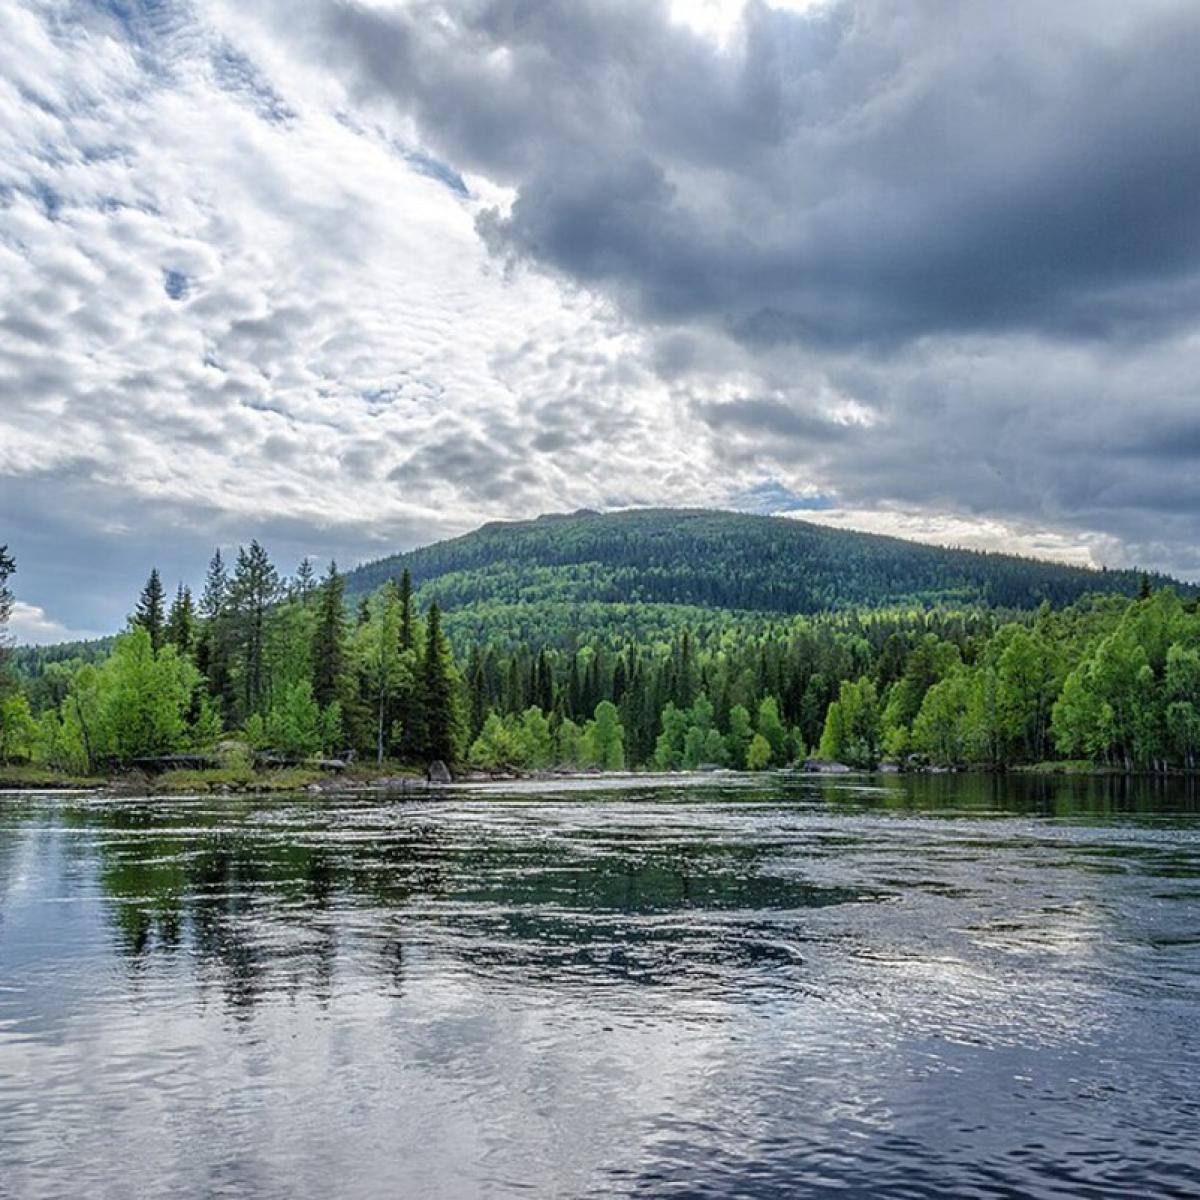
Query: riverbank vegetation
[{"left": 2, "top": 538, "right": 1199, "bottom": 781}]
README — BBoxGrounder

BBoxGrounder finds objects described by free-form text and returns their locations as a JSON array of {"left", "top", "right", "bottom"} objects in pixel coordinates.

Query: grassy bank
[
  {"left": 0, "top": 760, "right": 429, "bottom": 795},
  {"left": 0, "top": 764, "right": 107, "bottom": 790}
]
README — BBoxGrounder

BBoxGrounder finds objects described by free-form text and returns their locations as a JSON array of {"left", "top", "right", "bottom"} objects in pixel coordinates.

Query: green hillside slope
[{"left": 346, "top": 508, "right": 1181, "bottom": 626}]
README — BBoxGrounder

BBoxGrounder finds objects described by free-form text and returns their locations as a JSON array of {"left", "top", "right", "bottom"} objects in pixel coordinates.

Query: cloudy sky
[{"left": 2, "top": 0, "right": 1199, "bottom": 641}]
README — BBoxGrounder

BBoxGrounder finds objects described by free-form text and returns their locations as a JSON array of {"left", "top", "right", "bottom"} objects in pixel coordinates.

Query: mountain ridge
[{"left": 345, "top": 507, "right": 1187, "bottom": 620}]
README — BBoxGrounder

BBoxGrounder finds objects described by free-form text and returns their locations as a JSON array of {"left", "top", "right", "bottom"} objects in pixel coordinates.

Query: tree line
[{"left": 2, "top": 542, "right": 1198, "bottom": 775}]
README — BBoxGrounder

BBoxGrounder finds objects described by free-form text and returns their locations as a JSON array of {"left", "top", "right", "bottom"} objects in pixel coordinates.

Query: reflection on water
[{"left": 2, "top": 774, "right": 1200, "bottom": 1198}]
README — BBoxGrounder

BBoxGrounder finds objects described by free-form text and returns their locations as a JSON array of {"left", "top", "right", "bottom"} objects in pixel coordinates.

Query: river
[{"left": 2, "top": 773, "right": 1199, "bottom": 1197}]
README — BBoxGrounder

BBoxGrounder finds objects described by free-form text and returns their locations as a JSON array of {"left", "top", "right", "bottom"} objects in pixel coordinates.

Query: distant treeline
[{"left": 2, "top": 539, "right": 1199, "bottom": 775}]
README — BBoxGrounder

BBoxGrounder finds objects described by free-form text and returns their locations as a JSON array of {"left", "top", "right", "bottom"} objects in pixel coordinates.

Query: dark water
[{"left": 2, "top": 774, "right": 1200, "bottom": 1199}]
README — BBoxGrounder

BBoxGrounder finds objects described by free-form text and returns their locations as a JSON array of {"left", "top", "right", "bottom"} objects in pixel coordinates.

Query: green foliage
[
  {"left": 726, "top": 704, "right": 753, "bottom": 769},
  {"left": 820, "top": 677, "right": 882, "bottom": 768},
  {"left": 746, "top": 733, "right": 772, "bottom": 771},
  {"left": 756, "top": 696, "right": 787, "bottom": 764},
  {"left": 48, "top": 628, "right": 201, "bottom": 769},
  {"left": 355, "top": 583, "right": 414, "bottom": 763},
  {"left": 265, "top": 681, "right": 325, "bottom": 757},
  {"left": 583, "top": 700, "right": 625, "bottom": 770},
  {"left": 0, "top": 692, "right": 36, "bottom": 762}
]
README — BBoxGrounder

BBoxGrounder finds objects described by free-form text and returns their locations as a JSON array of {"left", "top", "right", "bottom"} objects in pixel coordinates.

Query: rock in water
[{"left": 427, "top": 760, "right": 452, "bottom": 785}]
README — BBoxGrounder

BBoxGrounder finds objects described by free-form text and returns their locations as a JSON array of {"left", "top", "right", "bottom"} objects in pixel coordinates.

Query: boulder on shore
[
  {"left": 426, "top": 760, "right": 453, "bottom": 785},
  {"left": 803, "top": 758, "right": 852, "bottom": 774}
]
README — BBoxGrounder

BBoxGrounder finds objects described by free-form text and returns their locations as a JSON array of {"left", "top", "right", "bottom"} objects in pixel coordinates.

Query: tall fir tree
[
  {"left": 398, "top": 568, "right": 415, "bottom": 651},
  {"left": 421, "top": 602, "right": 460, "bottom": 764},
  {"left": 133, "top": 568, "right": 166, "bottom": 653},
  {"left": 228, "top": 541, "right": 279, "bottom": 719},
  {"left": 200, "top": 549, "right": 228, "bottom": 618},
  {"left": 312, "top": 562, "right": 349, "bottom": 711},
  {"left": 196, "top": 549, "right": 234, "bottom": 718},
  {"left": 165, "top": 584, "right": 196, "bottom": 655},
  {"left": 294, "top": 557, "right": 317, "bottom": 603}
]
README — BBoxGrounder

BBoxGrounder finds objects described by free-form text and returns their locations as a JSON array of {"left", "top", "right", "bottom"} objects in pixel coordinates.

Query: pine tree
[
  {"left": 312, "top": 562, "right": 349, "bottom": 711},
  {"left": 294, "top": 557, "right": 317, "bottom": 603},
  {"left": 467, "top": 644, "right": 488, "bottom": 739},
  {"left": 398, "top": 568, "right": 415, "bottom": 651},
  {"left": 567, "top": 652, "right": 582, "bottom": 719},
  {"left": 200, "top": 550, "right": 228, "bottom": 619},
  {"left": 421, "top": 602, "right": 460, "bottom": 764},
  {"left": 196, "top": 549, "right": 234, "bottom": 718},
  {"left": 535, "top": 649, "right": 555, "bottom": 711},
  {"left": 165, "top": 584, "right": 196, "bottom": 655},
  {"left": 133, "top": 568, "right": 166, "bottom": 653},
  {"left": 227, "top": 541, "right": 279, "bottom": 719}
]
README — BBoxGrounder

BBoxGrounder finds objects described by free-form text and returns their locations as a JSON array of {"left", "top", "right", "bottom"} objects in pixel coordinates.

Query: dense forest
[
  {"left": 346, "top": 509, "right": 1184, "bottom": 621},
  {"left": 2, "top": 526, "right": 1199, "bottom": 777}
]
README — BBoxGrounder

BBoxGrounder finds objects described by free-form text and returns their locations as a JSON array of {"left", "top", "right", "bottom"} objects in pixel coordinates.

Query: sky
[{"left": 2, "top": 0, "right": 1199, "bottom": 642}]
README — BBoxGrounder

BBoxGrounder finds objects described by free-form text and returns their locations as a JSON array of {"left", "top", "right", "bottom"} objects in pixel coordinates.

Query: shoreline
[{"left": 2, "top": 761, "right": 1197, "bottom": 797}]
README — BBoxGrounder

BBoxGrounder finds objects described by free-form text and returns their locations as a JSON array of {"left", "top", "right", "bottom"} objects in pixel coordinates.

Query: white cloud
[
  {"left": 7, "top": 600, "right": 99, "bottom": 646},
  {"left": 1, "top": 0, "right": 1198, "bottom": 636},
  {"left": 789, "top": 508, "right": 1126, "bottom": 570}
]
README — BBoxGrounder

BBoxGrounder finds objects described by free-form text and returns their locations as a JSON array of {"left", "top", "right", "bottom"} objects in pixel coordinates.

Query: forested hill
[{"left": 346, "top": 508, "right": 1182, "bottom": 617}]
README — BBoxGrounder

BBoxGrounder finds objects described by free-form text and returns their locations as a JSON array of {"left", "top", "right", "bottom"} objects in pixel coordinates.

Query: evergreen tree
[
  {"left": 398, "top": 568, "right": 415, "bottom": 652},
  {"left": 420, "top": 602, "right": 461, "bottom": 764},
  {"left": 227, "top": 541, "right": 279, "bottom": 719},
  {"left": 467, "top": 645, "right": 488, "bottom": 739},
  {"left": 165, "top": 584, "right": 196, "bottom": 656},
  {"left": 294, "top": 557, "right": 317, "bottom": 602},
  {"left": 133, "top": 568, "right": 166, "bottom": 653},
  {"left": 196, "top": 549, "right": 234, "bottom": 719},
  {"left": 726, "top": 704, "right": 753, "bottom": 769},
  {"left": 535, "top": 649, "right": 555, "bottom": 712},
  {"left": 200, "top": 549, "right": 228, "bottom": 618},
  {"left": 312, "top": 562, "right": 349, "bottom": 711}
]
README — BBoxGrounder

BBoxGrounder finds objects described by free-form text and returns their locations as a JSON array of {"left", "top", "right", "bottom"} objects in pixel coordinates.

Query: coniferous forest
[{"left": 3, "top": 512, "right": 1199, "bottom": 778}]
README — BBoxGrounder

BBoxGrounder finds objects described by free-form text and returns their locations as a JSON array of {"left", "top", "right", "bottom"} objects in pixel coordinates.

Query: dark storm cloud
[
  {"left": 309, "top": 0, "right": 1200, "bottom": 348},
  {"left": 695, "top": 397, "right": 859, "bottom": 442}
]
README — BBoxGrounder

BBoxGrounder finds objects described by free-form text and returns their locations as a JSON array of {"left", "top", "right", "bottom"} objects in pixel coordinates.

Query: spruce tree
[
  {"left": 197, "top": 549, "right": 234, "bottom": 718},
  {"left": 294, "top": 557, "right": 317, "bottom": 602},
  {"left": 535, "top": 649, "right": 554, "bottom": 712},
  {"left": 312, "top": 561, "right": 348, "bottom": 711},
  {"left": 165, "top": 584, "right": 196, "bottom": 655},
  {"left": 200, "top": 549, "right": 228, "bottom": 618},
  {"left": 228, "top": 541, "right": 279, "bottom": 719},
  {"left": 421, "top": 602, "right": 459, "bottom": 764},
  {"left": 398, "top": 568, "right": 415, "bottom": 651},
  {"left": 467, "top": 644, "right": 487, "bottom": 739},
  {"left": 133, "top": 568, "right": 166, "bottom": 653}
]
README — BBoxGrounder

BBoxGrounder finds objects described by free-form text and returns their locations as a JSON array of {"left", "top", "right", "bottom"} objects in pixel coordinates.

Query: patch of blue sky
[{"left": 731, "top": 479, "right": 836, "bottom": 515}]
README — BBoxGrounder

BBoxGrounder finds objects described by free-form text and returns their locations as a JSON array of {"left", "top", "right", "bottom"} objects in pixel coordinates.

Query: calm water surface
[{"left": 2, "top": 773, "right": 1200, "bottom": 1198}]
